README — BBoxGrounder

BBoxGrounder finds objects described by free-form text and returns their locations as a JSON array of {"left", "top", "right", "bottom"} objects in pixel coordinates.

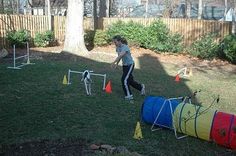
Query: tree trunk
[
  {"left": 233, "top": 7, "right": 236, "bottom": 34},
  {"left": 16, "top": 0, "right": 20, "bottom": 14},
  {"left": 198, "top": 0, "right": 202, "bottom": 19},
  {"left": 63, "top": 0, "right": 88, "bottom": 55},
  {"left": 92, "top": 0, "right": 98, "bottom": 30},
  {"left": 224, "top": 0, "right": 228, "bottom": 20},
  {"left": 99, "top": 0, "right": 107, "bottom": 17},
  {"left": 28, "top": 0, "right": 33, "bottom": 15},
  {"left": 186, "top": 1, "right": 191, "bottom": 18},
  {"left": 106, "top": 0, "right": 110, "bottom": 17},
  {"left": 0, "top": 0, "right": 4, "bottom": 14},
  {"left": 145, "top": 0, "right": 148, "bottom": 18},
  {"left": 45, "top": 0, "right": 52, "bottom": 30}
]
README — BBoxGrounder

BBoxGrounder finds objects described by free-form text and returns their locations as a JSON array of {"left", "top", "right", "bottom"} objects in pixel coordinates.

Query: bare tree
[
  {"left": 224, "top": 0, "right": 228, "bottom": 20},
  {"left": 15, "top": 0, "right": 20, "bottom": 14},
  {"left": 99, "top": 0, "right": 108, "bottom": 17},
  {"left": 0, "top": 0, "right": 4, "bottom": 13},
  {"left": 232, "top": 0, "right": 236, "bottom": 34},
  {"left": 198, "top": 0, "right": 203, "bottom": 19},
  {"left": 185, "top": 0, "right": 191, "bottom": 18},
  {"left": 163, "top": 0, "right": 180, "bottom": 18},
  {"left": 63, "top": 0, "right": 88, "bottom": 55},
  {"left": 45, "top": 0, "right": 52, "bottom": 30},
  {"left": 93, "top": 0, "right": 98, "bottom": 30}
]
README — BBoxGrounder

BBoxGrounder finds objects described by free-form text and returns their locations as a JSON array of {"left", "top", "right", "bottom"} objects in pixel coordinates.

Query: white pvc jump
[
  {"left": 7, "top": 42, "right": 34, "bottom": 69},
  {"left": 177, "top": 67, "right": 190, "bottom": 77},
  {"left": 67, "top": 69, "right": 107, "bottom": 90}
]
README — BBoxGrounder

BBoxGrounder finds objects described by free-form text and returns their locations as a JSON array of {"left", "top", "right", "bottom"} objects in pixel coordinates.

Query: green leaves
[
  {"left": 6, "top": 29, "right": 30, "bottom": 48},
  {"left": 106, "top": 20, "right": 183, "bottom": 52},
  {"left": 34, "top": 30, "right": 55, "bottom": 47},
  {"left": 189, "top": 33, "right": 218, "bottom": 59},
  {"left": 219, "top": 34, "right": 236, "bottom": 64},
  {"left": 94, "top": 30, "right": 109, "bottom": 46}
]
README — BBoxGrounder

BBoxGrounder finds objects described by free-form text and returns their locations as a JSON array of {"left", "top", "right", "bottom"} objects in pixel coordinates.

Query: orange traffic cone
[
  {"left": 105, "top": 81, "right": 112, "bottom": 93},
  {"left": 175, "top": 74, "right": 180, "bottom": 82}
]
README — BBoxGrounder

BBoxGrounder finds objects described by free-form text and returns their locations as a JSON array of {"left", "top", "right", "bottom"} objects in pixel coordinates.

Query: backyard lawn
[{"left": 1, "top": 45, "right": 236, "bottom": 156}]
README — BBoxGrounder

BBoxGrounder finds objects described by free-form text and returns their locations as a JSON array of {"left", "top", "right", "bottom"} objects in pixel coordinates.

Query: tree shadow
[{"left": 135, "top": 53, "right": 199, "bottom": 103}]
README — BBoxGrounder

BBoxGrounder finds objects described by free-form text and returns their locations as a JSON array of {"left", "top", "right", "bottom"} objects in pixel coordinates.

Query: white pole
[
  {"left": 103, "top": 74, "right": 106, "bottom": 90},
  {"left": 13, "top": 45, "right": 16, "bottom": 68},
  {"left": 68, "top": 69, "right": 71, "bottom": 84},
  {"left": 27, "top": 42, "right": 30, "bottom": 64},
  {"left": 145, "top": 0, "right": 148, "bottom": 18},
  {"left": 46, "top": 0, "right": 52, "bottom": 30}
]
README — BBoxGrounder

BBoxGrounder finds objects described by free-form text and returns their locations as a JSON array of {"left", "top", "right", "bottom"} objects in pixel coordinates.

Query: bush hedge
[
  {"left": 6, "top": 29, "right": 30, "bottom": 48},
  {"left": 218, "top": 34, "right": 236, "bottom": 64},
  {"left": 188, "top": 33, "right": 218, "bottom": 59},
  {"left": 34, "top": 30, "right": 54, "bottom": 47}
]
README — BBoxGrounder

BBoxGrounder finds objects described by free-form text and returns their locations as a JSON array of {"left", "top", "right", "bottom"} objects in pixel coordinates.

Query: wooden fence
[
  {"left": 0, "top": 14, "right": 232, "bottom": 47},
  {"left": 0, "top": 14, "right": 49, "bottom": 46}
]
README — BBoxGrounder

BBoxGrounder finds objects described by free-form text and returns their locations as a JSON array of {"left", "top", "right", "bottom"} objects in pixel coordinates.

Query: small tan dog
[{"left": 81, "top": 70, "right": 92, "bottom": 95}]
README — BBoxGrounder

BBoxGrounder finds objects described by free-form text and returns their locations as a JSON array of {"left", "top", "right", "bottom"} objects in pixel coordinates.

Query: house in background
[
  {"left": 219, "top": 8, "right": 236, "bottom": 21},
  {"left": 21, "top": 0, "right": 235, "bottom": 22},
  {"left": 23, "top": 0, "right": 67, "bottom": 16}
]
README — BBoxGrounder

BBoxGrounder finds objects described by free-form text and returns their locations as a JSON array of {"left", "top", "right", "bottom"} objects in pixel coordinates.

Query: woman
[{"left": 111, "top": 35, "right": 145, "bottom": 100}]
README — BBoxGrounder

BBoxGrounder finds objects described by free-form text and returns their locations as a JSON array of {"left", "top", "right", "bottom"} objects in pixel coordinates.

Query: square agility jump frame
[
  {"left": 7, "top": 42, "right": 34, "bottom": 69},
  {"left": 67, "top": 69, "right": 107, "bottom": 90}
]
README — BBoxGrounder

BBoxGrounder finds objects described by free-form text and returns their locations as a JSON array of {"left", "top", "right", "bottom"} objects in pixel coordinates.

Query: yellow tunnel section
[{"left": 173, "top": 103, "right": 217, "bottom": 141}]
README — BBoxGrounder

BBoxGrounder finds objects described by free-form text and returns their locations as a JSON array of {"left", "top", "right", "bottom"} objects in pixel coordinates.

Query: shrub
[
  {"left": 6, "top": 29, "right": 30, "bottom": 48},
  {"left": 141, "top": 20, "right": 169, "bottom": 50},
  {"left": 94, "top": 30, "right": 109, "bottom": 46},
  {"left": 165, "top": 33, "right": 183, "bottom": 52},
  {"left": 34, "top": 30, "right": 54, "bottom": 47},
  {"left": 142, "top": 20, "right": 183, "bottom": 52},
  {"left": 189, "top": 33, "right": 218, "bottom": 59},
  {"left": 218, "top": 34, "right": 236, "bottom": 64},
  {"left": 138, "top": 20, "right": 183, "bottom": 52},
  {"left": 106, "top": 20, "right": 183, "bottom": 52},
  {"left": 106, "top": 20, "right": 144, "bottom": 46},
  {"left": 84, "top": 30, "right": 95, "bottom": 47}
]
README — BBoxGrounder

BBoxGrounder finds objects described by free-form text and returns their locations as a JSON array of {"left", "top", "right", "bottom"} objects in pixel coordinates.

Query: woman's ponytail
[{"left": 121, "top": 37, "right": 128, "bottom": 45}]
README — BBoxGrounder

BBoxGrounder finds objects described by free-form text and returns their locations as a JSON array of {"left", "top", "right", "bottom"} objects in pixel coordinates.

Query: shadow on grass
[{"left": 1, "top": 49, "right": 231, "bottom": 156}]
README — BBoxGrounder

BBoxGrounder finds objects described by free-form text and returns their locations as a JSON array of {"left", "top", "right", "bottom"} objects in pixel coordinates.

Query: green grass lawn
[{"left": 1, "top": 51, "right": 236, "bottom": 155}]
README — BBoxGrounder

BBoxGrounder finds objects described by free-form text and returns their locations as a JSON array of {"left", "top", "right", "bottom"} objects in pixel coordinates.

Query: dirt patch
[
  {"left": 2, "top": 45, "right": 236, "bottom": 74},
  {"left": 91, "top": 45, "right": 236, "bottom": 74}
]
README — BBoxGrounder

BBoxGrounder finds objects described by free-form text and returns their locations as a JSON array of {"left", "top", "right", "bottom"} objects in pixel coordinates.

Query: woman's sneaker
[
  {"left": 125, "top": 95, "right": 134, "bottom": 100},
  {"left": 141, "top": 84, "right": 145, "bottom": 95}
]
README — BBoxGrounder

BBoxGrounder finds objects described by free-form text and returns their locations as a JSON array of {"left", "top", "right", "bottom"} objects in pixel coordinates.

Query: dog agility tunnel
[
  {"left": 141, "top": 96, "right": 181, "bottom": 129},
  {"left": 141, "top": 96, "right": 236, "bottom": 149},
  {"left": 210, "top": 111, "right": 236, "bottom": 149}
]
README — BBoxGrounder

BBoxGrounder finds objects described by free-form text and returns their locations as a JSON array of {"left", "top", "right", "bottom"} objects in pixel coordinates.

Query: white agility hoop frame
[
  {"left": 151, "top": 96, "right": 192, "bottom": 140},
  {"left": 7, "top": 42, "right": 34, "bottom": 69},
  {"left": 67, "top": 69, "right": 107, "bottom": 90}
]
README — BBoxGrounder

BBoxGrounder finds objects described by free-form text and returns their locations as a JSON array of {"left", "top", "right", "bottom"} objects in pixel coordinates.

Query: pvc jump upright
[{"left": 7, "top": 42, "right": 34, "bottom": 69}]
